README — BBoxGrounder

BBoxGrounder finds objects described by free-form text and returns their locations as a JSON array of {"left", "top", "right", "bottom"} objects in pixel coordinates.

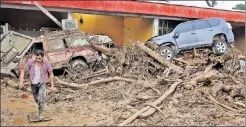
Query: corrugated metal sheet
[{"left": 2, "top": 1, "right": 245, "bottom": 23}]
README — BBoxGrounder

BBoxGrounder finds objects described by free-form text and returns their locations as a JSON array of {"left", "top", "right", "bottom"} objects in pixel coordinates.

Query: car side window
[
  {"left": 207, "top": 18, "right": 221, "bottom": 27},
  {"left": 175, "top": 23, "right": 193, "bottom": 33},
  {"left": 193, "top": 20, "right": 210, "bottom": 30},
  {"left": 46, "top": 39, "right": 65, "bottom": 51},
  {"left": 65, "top": 36, "right": 89, "bottom": 47}
]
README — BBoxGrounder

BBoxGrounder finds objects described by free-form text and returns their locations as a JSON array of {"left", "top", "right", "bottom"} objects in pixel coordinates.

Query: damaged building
[{"left": 1, "top": 1, "right": 245, "bottom": 53}]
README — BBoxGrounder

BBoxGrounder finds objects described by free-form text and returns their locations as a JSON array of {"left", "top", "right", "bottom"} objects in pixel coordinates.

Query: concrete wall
[{"left": 233, "top": 27, "right": 245, "bottom": 54}]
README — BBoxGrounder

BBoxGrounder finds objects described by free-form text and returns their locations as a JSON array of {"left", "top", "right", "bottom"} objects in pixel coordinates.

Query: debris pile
[
  {"left": 1, "top": 41, "right": 245, "bottom": 126},
  {"left": 53, "top": 41, "right": 245, "bottom": 125}
]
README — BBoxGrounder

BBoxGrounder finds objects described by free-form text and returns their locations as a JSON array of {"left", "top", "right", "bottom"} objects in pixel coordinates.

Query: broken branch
[
  {"left": 135, "top": 42, "right": 183, "bottom": 73},
  {"left": 55, "top": 76, "right": 135, "bottom": 89},
  {"left": 233, "top": 102, "right": 245, "bottom": 108},
  {"left": 174, "top": 58, "right": 189, "bottom": 64},
  {"left": 205, "top": 93, "right": 243, "bottom": 113},
  {"left": 118, "top": 80, "right": 182, "bottom": 126},
  {"left": 145, "top": 103, "right": 165, "bottom": 116},
  {"left": 91, "top": 44, "right": 114, "bottom": 56}
]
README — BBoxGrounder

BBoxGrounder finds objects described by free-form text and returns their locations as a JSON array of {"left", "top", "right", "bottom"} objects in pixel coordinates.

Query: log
[
  {"left": 135, "top": 42, "right": 183, "bottom": 73},
  {"left": 34, "top": 1, "right": 62, "bottom": 28},
  {"left": 239, "top": 55, "right": 245, "bottom": 60},
  {"left": 136, "top": 95, "right": 158, "bottom": 101},
  {"left": 118, "top": 80, "right": 182, "bottom": 126},
  {"left": 140, "top": 105, "right": 163, "bottom": 117},
  {"left": 123, "top": 74, "right": 139, "bottom": 80},
  {"left": 188, "top": 70, "right": 218, "bottom": 85},
  {"left": 205, "top": 93, "right": 243, "bottom": 113},
  {"left": 145, "top": 103, "right": 165, "bottom": 116},
  {"left": 174, "top": 58, "right": 189, "bottom": 64},
  {"left": 119, "top": 106, "right": 151, "bottom": 126},
  {"left": 233, "top": 102, "right": 245, "bottom": 108},
  {"left": 204, "top": 64, "right": 213, "bottom": 74},
  {"left": 125, "top": 105, "right": 139, "bottom": 114},
  {"left": 80, "top": 71, "right": 108, "bottom": 80},
  {"left": 55, "top": 76, "right": 135, "bottom": 89},
  {"left": 145, "top": 41, "right": 159, "bottom": 51},
  {"left": 91, "top": 44, "right": 114, "bottom": 56},
  {"left": 140, "top": 80, "right": 183, "bottom": 117}
]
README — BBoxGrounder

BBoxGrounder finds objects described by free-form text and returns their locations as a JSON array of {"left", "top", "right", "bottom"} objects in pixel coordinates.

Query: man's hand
[
  {"left": 19, "top": 82, "right": 24, "bottom": 89},
  {"left": 50, "top": 86, "right": 55, "bottom": 93}
]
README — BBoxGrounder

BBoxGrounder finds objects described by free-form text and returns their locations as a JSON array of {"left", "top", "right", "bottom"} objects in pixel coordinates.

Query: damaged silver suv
[{"left": 148, "top": 17, "right": 234, "bottom": 60}]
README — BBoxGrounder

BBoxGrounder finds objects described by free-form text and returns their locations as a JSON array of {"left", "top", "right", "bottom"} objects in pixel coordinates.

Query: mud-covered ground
[
  {"left": 1, "top": 43, "right": 245, "bottom": 126},
  {"left": 1, "top": 79, "right": 245, "bottom": 126}
]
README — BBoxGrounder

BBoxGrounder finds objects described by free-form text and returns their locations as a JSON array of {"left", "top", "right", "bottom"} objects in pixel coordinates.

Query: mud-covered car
[
  {"left": 1, "top": 30, "right": 114, "bottom": 77},
  {"left": 147, "top": 18, "right": 234, "bottom": 61},
  {"left": 1, "top": 31, "right": 33, "bottom": 77}
]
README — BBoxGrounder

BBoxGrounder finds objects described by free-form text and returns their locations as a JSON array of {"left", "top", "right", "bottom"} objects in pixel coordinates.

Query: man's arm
[
  {"left": 19, "top": 58, "right": 29, "bottom": 89},
  {"left": 49, "top": 71, "right": 54, "bottom": 88},
  {"left": 46, "top": 60, "right": 54, "bottom": 92},
  {"left": 19, "top": 69, "right": 25, "bottom": 89}
]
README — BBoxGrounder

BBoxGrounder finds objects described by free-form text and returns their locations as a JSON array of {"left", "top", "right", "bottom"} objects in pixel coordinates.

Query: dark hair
[{"left": 35, "top": 49, "right": 44, "bottom": 57}]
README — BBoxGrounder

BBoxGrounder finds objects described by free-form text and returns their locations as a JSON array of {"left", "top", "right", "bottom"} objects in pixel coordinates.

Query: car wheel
[
  {"left": 159, "top": 45, "right": 175, "bottom": 61},
  {"left": 212, "top": 39, "right": 228, "bottom": 55},
  {"left": 70, "top": 59, "right": 88, "bottom": 73}
]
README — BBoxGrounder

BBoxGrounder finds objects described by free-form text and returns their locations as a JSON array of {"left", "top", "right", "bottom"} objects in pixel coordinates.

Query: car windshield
[
  {"left": 1, "top": 33, "right": 32, "bottom": 55},
  {"left": 65, "top": 36, "right": 89, "bottom": 47},
  {"left": 46, "top": 39, "right": 65, "bottom": 51}
]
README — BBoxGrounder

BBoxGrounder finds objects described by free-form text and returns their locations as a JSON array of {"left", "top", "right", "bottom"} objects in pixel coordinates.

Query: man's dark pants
[{"left": 31, "top": 83, "right": 46, "bottom": 116}]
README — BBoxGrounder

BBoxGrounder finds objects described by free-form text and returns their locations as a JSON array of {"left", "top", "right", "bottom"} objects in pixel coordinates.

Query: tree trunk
[
  {"left": 136, "top": 42, "right": 183, "bottom": 73},
  {"left": 55, "top": 76, "right": 135, "bottom": 89},
  {"left": 118, "top": 80, "right": 182, "bottom": 126},
  {"left": 91, "top": 45, "right": 114, "bottom": 56}
]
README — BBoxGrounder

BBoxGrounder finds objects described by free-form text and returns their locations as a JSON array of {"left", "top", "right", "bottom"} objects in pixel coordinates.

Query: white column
[
  {"left": 67, "top": 12, "right": 73, "bottom": 19},
  {"left": 152, "top": 18, "right": 159, "bottom": 36}
]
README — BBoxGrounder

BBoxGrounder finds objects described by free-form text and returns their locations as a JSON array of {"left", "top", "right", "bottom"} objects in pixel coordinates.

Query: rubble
[{"left": 1, "top": 41, "right": 245, "bottom": 126}]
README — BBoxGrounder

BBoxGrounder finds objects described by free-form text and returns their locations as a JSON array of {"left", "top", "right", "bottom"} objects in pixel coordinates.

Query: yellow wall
[
  {"left": 72, "top": 13, "right": 153, "bottom": 46},
  {"left": 124, "top": 17, "right": 153, "bottom": 45},
  {"left": 72, "top": 13, "right": 124, "bottom": 46}
]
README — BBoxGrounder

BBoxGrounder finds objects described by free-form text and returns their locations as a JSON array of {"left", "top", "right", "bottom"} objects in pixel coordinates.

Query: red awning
[{"left": 2, "top": 1, "right": 245, "bottom": 23}]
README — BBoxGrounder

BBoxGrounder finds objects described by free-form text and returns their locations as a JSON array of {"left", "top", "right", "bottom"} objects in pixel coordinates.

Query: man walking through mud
[{"left": 19, "top": 49, "right": 54, "bottom": 119}]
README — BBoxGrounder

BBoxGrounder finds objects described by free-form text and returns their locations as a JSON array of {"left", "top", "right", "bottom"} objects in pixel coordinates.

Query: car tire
[
  {"left": 159, "top": 45, "right": 175, "bottom": 61},
  {"left": 212, "top": 39, "right": 228, "bottom": 55},
  {"left": 70, "top": 59, "right": 88, "bottom": 73}
]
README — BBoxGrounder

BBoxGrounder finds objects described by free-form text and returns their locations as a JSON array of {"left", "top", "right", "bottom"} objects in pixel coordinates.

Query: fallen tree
[
  {"left": 135, "top": 42, "right": 184, "bottom": 74},
  {"left": 118, "top": 80, "right": 182, "bottom": 126},
  {"left": 55, "top": 76, "right": 135, "bottom": 89},
  {"left": 91, "top": 44, "right": 114, "bottom": 56}
]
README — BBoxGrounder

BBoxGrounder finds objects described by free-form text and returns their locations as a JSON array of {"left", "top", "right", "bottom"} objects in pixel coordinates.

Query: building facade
[{"left": 1, "top": 1, "right": 245, "bottom": 52}]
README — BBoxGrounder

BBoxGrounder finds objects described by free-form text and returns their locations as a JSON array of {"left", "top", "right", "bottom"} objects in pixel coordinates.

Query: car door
[
  {"left": 192, "top": 20, "right": 213, "bottom": 47},
  {"left": 174, "top": 22, "right": 198, "bottom": 49},
  {"left": 44, "top": 38, "right": 73, "bottom": 69}
]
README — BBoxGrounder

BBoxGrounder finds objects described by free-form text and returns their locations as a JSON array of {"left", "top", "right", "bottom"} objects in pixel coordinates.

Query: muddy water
[
  {"left": 1, "top": 91, "right": 40, "bottom": 126},
  {"left": 1, "top": 87, "right": 115, "bottom": 126}
]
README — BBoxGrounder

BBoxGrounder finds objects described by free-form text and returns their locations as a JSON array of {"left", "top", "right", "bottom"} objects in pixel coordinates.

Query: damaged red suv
[{"left": 1, "top": 30, "right": 114, "bottom": 77}]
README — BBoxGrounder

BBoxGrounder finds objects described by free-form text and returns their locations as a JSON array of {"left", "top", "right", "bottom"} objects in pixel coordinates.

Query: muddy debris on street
[{"left": 1, "top": 41, "right": 245, "bottom": 126}]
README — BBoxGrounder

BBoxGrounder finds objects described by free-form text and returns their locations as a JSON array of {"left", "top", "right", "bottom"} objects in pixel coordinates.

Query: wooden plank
[
  {"left": 28, "top": 112, "right": 52, "bottom": 122},
  {"left": 34, "top": 1, "right": 62, "bottom": 28}
]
